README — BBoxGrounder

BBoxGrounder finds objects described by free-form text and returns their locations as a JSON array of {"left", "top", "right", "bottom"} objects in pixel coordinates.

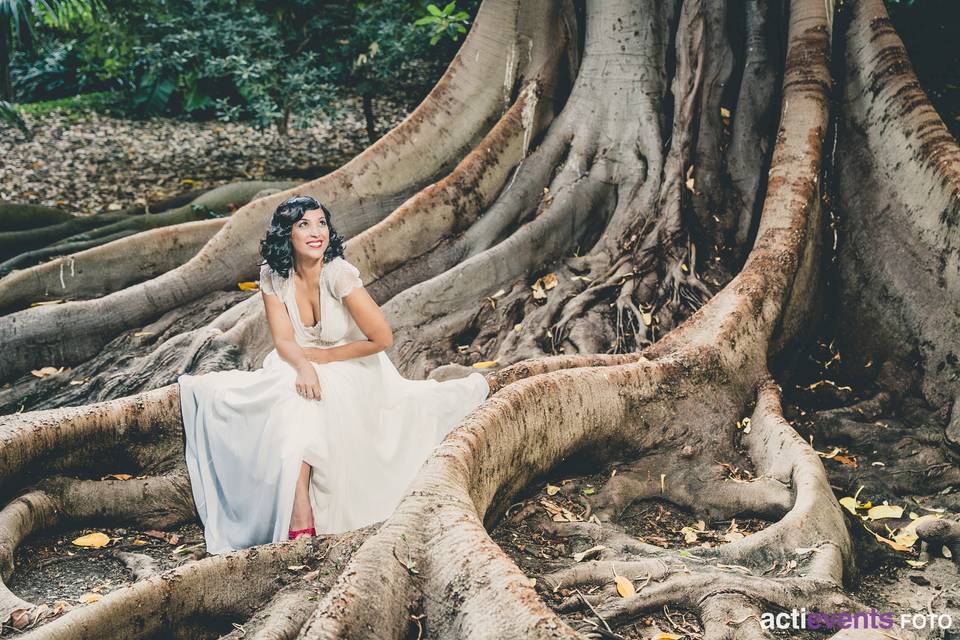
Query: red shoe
[{"left": 288, "top": 526, "right": 316, "bottom": 540}]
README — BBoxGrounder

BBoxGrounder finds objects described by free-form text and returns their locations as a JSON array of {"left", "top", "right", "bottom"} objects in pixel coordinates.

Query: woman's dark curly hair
[{"left": 259, "top": 195, "right": 345, "bottom": 278}]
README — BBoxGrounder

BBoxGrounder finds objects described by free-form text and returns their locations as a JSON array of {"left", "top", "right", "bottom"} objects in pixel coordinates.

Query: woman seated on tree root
[{"left": 178, "top": 194, "right": 490, "bottom": 554}]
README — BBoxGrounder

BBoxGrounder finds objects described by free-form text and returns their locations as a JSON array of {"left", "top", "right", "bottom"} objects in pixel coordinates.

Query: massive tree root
[
  {"left": 834, "top": 0, "right": 960, "bottom": 411},
  {"left": 0, "top": 183, "right": 289, "bottom": 272},
  {"left": 0, "top": 219, "right": 227, "bottom": 313},
  {"left": 1, "top": 0, "right": 958, "bottom": 637}
]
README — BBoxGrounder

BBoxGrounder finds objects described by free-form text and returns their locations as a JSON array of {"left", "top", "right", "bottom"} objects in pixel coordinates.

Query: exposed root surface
[
  {"left": 0, "top": 289, "right": 252, "bottom": 413},
  {"left": 2, "top": 522, "right": 371, "bottom": 637},
  {"left": 491, "top": 474, "right": 776, "bottom": 639},
  {"left": 6, "top": 522, "right": 204, "bottom": 619}
]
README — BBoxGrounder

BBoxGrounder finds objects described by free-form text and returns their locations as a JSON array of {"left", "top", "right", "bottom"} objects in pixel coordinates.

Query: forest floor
[
  {"left": 487, "top": 334, "right": 960, "bottom": 639},
  {"left": 0, "top": 94, "right": 412, "bottom": 216}
]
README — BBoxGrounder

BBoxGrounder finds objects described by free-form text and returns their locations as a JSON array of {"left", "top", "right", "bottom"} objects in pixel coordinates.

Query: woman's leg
[{"left": 289, "top": 461, "right": 315, "bottom": 531}]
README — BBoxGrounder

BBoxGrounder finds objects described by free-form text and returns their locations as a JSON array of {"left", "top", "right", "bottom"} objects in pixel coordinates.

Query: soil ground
[{"left": 0, "top": 95, "right": 413, "bottom": 216}]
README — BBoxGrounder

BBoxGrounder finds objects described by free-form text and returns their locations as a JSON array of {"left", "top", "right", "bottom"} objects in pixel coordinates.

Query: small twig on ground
[{"left": 576, "top": 588, "right": 615, "bottom": 635}]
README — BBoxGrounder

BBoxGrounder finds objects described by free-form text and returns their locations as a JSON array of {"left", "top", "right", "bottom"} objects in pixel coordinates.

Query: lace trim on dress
[
  {"left": 259, "top": 258, "right": 362, "bottom": 303},
  {"left": 258, "top": 263, "right": 277, "bottom": 295},
  {"left": 332, "top": 259, "right": 363, "bottom": 300}
]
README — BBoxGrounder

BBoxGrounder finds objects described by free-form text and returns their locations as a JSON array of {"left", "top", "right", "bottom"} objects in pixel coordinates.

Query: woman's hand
[
  {"left": 295, "top": 363, "right": 322, "bottom": 400},
  {"left": 303, "top": 346, "right": 333, "bottom": 365}
]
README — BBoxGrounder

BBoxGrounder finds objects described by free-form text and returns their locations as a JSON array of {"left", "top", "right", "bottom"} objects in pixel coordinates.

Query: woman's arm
[
  {"left": 262, "top": 291, "right": 323, "bottom": 399},
  {"left": 303, "top": 287, "right": 393, "bottom": 364}
]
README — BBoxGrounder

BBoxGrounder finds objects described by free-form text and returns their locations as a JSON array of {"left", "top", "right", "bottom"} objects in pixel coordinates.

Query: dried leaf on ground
[
  {"left": 72, "top": 532, "right": 110, "bottom": 548},
  {"left": 614, "top": 575, "right": 635, "bottom": 598},
  {"left": 31, "top": 366, "right": 63, "bottom": 378}
]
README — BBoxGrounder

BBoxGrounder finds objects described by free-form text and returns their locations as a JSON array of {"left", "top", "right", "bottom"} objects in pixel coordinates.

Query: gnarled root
[
  {"left": 0, "top": 219, "right": 226, "bottom": 313},
  {"left": 0, "top": 181, "right": 291, "bottom": 274}
]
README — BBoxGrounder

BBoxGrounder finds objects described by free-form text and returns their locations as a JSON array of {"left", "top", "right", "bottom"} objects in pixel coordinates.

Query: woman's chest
[
  {"left": 291, "top": 278, "right": 322, "bottom": 326},
  {"left": 282, "top": 274, "right": 352, "bottom": 340}
]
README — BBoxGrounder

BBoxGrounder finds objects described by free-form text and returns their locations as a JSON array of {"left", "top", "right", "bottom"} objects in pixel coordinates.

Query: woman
[{"left": 178, "top": 195, "right": 490, "bottom": 554}]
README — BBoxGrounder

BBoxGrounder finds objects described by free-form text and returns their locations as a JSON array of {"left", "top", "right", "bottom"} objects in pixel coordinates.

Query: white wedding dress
[{"left": 178, "top": 256, "right": 490, "bottom": 554}]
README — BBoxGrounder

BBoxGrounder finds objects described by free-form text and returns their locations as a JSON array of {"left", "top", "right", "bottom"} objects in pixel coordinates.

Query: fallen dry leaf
[
  {"left": 8, "top": 608, "right": 31, "bottom": 630},
  {"left": 871, "top": 530, "right": 913, "bottom": 553},
  {"left": 572, "top": 545, "right": 606, "bottom": 562},
  {"left": 539, "top": 498, "right": 582, "bottom": 522},
  {"left": 31, "top": 366, "right": 63, "bottom": 378},
  {"left": 867, "top": 504, "right": 904, "bottom": 520},
  {"left": 614, "top": 575, "right": 635, "bottom": 598},
  {"left": 839, "top": 496, "right": 862, "bottom": 514},
  {"left": 833, "top": 454, "right": 858, "bottom": 467},
  {"left": 72, "top": 532, "right": 110, "bottom": 548}
]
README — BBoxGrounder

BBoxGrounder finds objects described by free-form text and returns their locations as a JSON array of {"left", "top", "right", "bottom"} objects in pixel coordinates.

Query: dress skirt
[{"left": 179, "top": 349, "right": 489, "bottom": 555}]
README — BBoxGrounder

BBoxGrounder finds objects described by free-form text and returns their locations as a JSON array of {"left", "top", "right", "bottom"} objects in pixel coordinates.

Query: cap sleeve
[
  {"left": 258, "top": 263, "right": 277, "bottom": 295},
  {"left": 332, "top": 259, "right": 363, "bottom": 301}
]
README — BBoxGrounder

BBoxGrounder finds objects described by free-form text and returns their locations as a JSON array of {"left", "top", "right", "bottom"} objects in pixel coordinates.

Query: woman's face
[{"left": 290, "top": 207, "right": 330, "bottom": 262}]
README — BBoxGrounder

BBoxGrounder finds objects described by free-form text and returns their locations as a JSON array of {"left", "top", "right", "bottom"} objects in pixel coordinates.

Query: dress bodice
[{"left": 259, "top": 257, "right": 366, "bottom": 348}]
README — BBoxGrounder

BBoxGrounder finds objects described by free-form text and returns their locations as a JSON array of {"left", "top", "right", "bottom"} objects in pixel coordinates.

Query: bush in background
[{"left": 6, "top": 0, "right": 479, "bottom": 137}]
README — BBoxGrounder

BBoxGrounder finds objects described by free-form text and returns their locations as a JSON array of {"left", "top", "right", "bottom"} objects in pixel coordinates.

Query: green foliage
[
  {"left": 11, "top": 37, "right": 112, "bottom": 100},
  {"left": 15, "top": 89, "right": 116, "bottom": 115},
  {"left": 7, "top": 0, "right": 481, "bottom": 131},
  {"left": 122, "top": 0, "right": 328, "bottom": 127},
  {"left": 0, "top": 98, "right": 29, "bottom": 135},
  {"left": 414, "top": 2, "right": 469, "bottom": 45},
  {"left": 0, "top": 0, "right": 104, "bottom": 53},
  {"left": 1, "top": 0, "right": 105, "bottom": 102}
]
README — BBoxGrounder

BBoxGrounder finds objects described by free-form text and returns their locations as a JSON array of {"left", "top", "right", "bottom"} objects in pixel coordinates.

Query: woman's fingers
[{"left": 294, "top": 379, "right": 322, "bottom": 400}]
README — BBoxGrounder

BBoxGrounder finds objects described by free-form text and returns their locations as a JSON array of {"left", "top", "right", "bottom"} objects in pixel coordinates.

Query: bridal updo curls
[{"left": 259, "top": 194, "right": 346, "bottom": 278}]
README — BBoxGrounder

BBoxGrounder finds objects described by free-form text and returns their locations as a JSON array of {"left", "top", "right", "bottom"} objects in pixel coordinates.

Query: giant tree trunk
[{"left": 0, "top": 0, "right": 958, "bottom": 637}]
